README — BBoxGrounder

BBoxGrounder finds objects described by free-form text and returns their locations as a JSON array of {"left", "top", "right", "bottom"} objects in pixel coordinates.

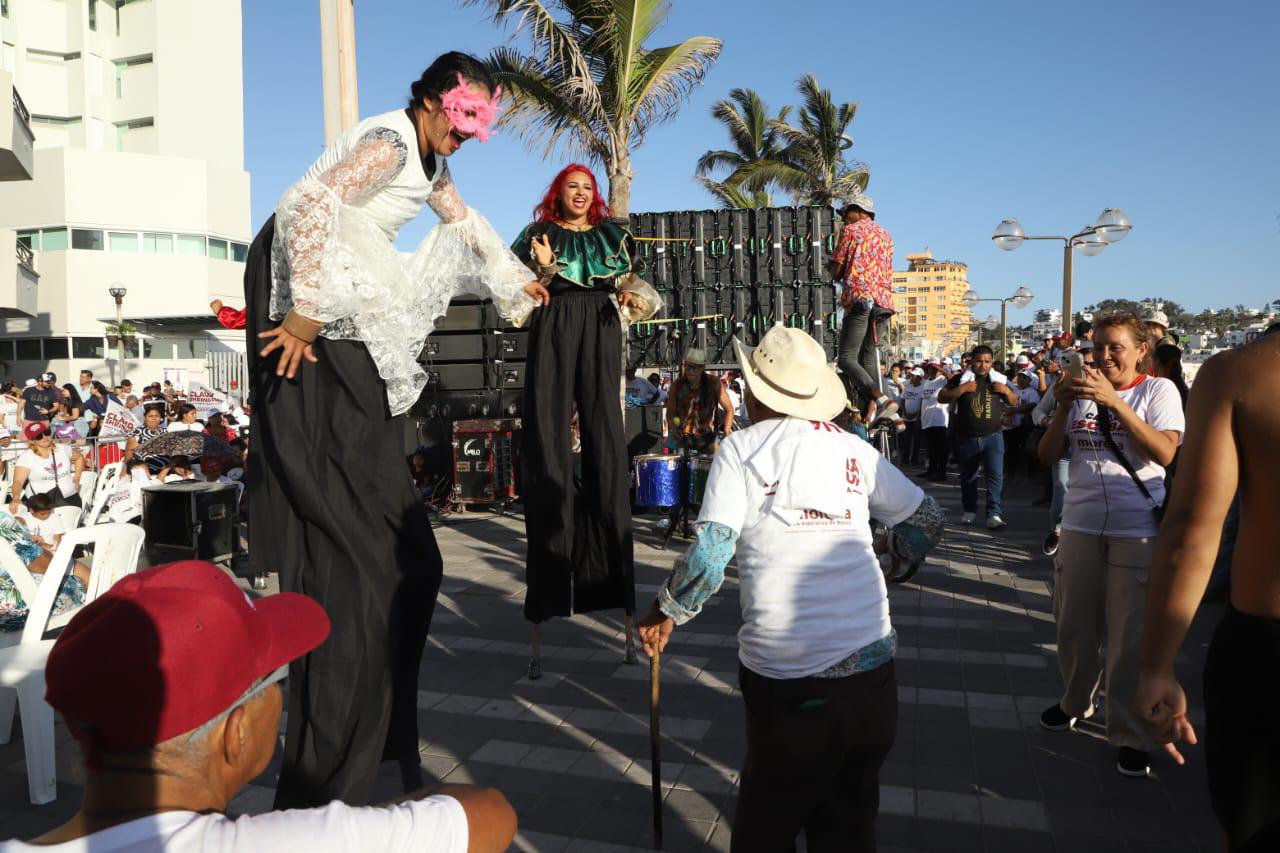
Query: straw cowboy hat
[{"left": 733, "top": 326, "right": 845, "bottom": 422}]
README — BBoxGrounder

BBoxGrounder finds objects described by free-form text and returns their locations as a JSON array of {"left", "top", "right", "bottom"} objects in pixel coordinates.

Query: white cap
[
  {"left": 1015, "top": 355, "right": 1030, "bottom": 365},
  {"left": 910, "top": 367, "right": 925, "bottom": 377}
]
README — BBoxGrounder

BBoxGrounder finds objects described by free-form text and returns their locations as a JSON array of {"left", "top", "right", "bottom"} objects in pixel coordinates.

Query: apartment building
[{"left": 890, "top": 249, "right": 973, "bottom": 356}]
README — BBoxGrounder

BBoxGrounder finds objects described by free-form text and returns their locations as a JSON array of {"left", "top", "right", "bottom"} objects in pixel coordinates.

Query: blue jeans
[
  {"left": 1050, "top": 457, "right": 1070, "bottom": 531},
  {"left": 957, "top": 432, "right": 1004, "bottom": 517}
]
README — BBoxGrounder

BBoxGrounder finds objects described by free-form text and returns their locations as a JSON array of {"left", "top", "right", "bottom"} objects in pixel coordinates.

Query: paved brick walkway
[{"left": 0, "top": 471, "right": 1223, "bottom": 852}]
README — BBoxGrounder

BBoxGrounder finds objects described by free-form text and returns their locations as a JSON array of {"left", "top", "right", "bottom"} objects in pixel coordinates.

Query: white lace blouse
[{"left": 268, "top": 108, "right": 536, "bottom": 415}]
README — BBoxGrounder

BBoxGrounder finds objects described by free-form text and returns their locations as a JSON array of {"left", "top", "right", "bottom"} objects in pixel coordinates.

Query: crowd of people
[{"left": 1, "top": 47, "right": 1271, "bottom": 853}]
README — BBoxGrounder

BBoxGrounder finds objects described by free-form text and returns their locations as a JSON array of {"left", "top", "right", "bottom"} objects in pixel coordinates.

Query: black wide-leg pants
[
  {"left": 244, "top": 218, "right": 444, "bottom": 808},
  {"left": 522, "top": 290, "right": 634, "bottom": 623}
]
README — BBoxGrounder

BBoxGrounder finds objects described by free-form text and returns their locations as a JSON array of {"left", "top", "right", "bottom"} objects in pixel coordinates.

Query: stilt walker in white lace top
[{"left": 243, "top": 52, "right": 549, "bottom": 810}]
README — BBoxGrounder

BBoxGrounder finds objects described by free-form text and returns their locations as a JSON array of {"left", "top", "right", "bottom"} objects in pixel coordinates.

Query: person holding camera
[{"left": 1035, "top": 313, "right": 1184, "bottom": 778}]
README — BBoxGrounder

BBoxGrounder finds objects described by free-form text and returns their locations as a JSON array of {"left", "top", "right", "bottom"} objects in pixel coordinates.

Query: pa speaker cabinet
[{"left": 142, "top": 481, "right": 238, "bottom": 564}]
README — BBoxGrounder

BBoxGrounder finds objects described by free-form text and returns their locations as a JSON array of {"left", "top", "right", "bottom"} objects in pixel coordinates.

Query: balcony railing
[
  {"left": 16, "top": 240, "right": 34, "bottom": 272},
  {"left": 12, "top": 86, "right": 30, "bottom": 128}
]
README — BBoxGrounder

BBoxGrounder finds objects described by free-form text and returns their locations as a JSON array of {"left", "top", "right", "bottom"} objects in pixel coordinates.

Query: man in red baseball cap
[{"left": 7, "top": 561, "right": 515, "bottom": 852}]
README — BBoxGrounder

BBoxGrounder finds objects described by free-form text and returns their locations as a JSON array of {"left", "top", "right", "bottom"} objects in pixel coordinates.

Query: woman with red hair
[{"left": 513, "top": 164, "right": 659, "bottom": 677}]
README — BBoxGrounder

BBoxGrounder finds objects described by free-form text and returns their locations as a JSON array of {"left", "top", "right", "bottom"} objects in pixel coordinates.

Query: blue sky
[{"left": 243, "top": 0, "right": 1280, "bottom": 325}]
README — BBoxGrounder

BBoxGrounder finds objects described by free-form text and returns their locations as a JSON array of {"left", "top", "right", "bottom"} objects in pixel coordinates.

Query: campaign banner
[
  {"left": 187, "top": 381, "right": 229, "bottom": 420},
  {"left": 99, "top": 399, "right": 138, "bottom": 439}
]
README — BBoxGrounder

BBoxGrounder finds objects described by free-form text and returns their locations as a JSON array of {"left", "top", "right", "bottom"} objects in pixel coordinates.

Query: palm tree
[
  {"left": 693, "top": 88, "right": 789, "bottom": 208},
  {"left": 464, "top": 0, "right": 722, "bottom": 215},
  {"left": 736, "top": 75, "right": 869, "bottom": 206}
]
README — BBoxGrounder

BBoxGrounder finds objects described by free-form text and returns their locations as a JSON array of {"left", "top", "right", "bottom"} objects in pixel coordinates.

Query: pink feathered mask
[{"left": 441, "top": 73, "right": 502, "bottom": 142}]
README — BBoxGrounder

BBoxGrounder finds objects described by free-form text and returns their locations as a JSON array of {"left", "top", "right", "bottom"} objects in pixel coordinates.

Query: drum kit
[{"left": 633, "top": 448, "right": 714, "bottom": 549}]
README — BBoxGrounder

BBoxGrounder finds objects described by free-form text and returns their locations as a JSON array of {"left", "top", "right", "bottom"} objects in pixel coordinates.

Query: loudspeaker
[
  {"left": 625, "top": 404, "right": 665, "bottom": 459},
  {"left": 142, "top": 482, "right": 238, "bottom": 564}
]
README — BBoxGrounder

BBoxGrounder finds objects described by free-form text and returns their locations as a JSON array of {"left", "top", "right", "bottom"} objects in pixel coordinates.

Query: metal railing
[
  {"left": 11, "top": 86, "right": 30, "bottom": 127},
  {"left": 15, "top": 240, "right": 34, "bottom": 272}
]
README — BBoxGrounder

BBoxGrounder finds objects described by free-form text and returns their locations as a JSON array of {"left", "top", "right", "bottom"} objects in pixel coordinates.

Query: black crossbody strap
[{"left": 1095, "top": 406, "right": 1157, "bottom": 506}]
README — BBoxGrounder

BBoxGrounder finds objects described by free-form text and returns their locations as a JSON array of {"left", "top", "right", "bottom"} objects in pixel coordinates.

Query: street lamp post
[
  {"left": 109, "top": 284, "right": 127, "bottom": 384},
  {"left": 963, "top": 286, "right": 1034, "bottom": 361},
  {"left": 991, "top": 208, "right": 1131, "bottom": 333}
]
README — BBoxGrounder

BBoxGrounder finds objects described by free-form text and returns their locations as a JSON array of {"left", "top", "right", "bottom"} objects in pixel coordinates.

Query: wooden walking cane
[{"left": 649, "top": 646, "right": 664, "bottom": 849}]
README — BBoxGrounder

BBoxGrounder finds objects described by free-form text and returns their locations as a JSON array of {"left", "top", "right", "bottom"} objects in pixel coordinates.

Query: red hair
[{"left": 533, "top": 164, "right": 611, "bottom": 225}]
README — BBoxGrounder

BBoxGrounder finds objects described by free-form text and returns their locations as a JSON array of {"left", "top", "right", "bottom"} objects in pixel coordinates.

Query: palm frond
[
  {"left": 694, "top": 148, "right": 747, "bottom": 177},
  {"left": 696, "top": 175, "right": 771, "bottom": 209},
  {"left": 628, "top": 36, "right": 722, "bottom": 142},
  {"left": 486, "top": 48, "right": 609, "bottom": 162}
]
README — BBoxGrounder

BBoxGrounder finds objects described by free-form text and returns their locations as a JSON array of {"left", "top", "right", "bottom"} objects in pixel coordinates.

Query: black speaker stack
[{"left": 626, "top": 205, "right": 842, "bottom": 370}]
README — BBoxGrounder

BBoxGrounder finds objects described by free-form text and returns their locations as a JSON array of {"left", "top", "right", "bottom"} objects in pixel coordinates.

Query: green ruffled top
[{"left": 512, "top": 220, "right": 644, "bottom": 295}]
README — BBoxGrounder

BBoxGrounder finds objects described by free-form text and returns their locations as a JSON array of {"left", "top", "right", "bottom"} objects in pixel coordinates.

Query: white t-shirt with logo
[
  {"left": 1061, "top": 375, "right": 1185, "bottom": 538},
  {"left": 920, "top": 377, "right": 949, "bottom": 429},
  {"left": 16, "top": 510, "right": 64, "bottom": 544},
  {"left": 0, "top": 796, "right": 468, "bottom": 853},
  {"left": 900, "top": 381, "right": 926, "bottom": 419},
  {"left": 1004, "top": 386, "right": 1041, "bottom": 430},
  {"left": 16, "top": 446, "right": 76, "bottom": 498},
  {"left": 696, "top": 417, "right": 923, "bottom": 679}
]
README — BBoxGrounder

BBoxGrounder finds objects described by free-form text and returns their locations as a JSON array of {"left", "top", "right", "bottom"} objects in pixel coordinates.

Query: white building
[
  {"left": 1028, "top": 308, "right": 1062, "bottom": 343},
  {"left": 0, "top": 0, "right": 250, "bottom": 392}
]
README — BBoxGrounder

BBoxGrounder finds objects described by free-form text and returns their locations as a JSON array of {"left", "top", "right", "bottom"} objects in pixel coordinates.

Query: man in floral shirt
[{"left": 830, "top": 193, "right": 897, "bottom": 420}]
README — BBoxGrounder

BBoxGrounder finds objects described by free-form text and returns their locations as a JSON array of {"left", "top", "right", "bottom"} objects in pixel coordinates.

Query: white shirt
[
  {"left": 919, "top": 377, "right": 949, "bottom": 429},
  {"left": 626, "top": 377, "right": 661, "bottom": 404},
  {"left": 0, "top": 399, "right": 18, "bottom": 433},
  {"left": 696, "top": 418, "right": 923, "bottom": 679},
  {"left": 900, "top": 381, "right": 926, "bottom": 419},
  {"left": 1004, "top": 386, "right": 1041, "bottom": 430},
  {"left": 17, "top": 510, "right": 63, "bottom": 544},
  {"left": 1061, "top": 375, "right": 1185, "bottom": 538},
  {"left": 0, "top": 796, "right": 468, "bottom": 853},
  {"left": 166, "top": 421, "right": 204, "bottom": 433},
  {"left": 16, "top": 447, "right": 76, "bottom": 498}
]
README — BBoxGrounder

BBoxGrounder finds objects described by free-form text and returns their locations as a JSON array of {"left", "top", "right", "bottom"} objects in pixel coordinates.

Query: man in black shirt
[
  {"left": 21, "top": 372, "right": 61, "bottom": 427},
  {"left": 938, "top": 346, "right": 1018, "bottom": 529}
]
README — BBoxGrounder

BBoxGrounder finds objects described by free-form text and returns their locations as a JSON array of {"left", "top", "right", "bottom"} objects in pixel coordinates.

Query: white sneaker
[
  {"left": 987, "top": 515, "right": 1006, "bottom": 530},
  {"left": 961, "top": 512, "right": 976, "bottom": 525}
]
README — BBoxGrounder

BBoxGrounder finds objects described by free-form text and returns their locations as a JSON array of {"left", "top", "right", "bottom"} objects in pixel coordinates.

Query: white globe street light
[
  {"left": 1011, "top": 285, "right": 1034, "bottom": 309},
  {"left": 963, "top": 289, "right": 982, "bottom": 307},
  {"left": 1073, "top": 229, "right": 1107, "bottom": 257},
  {"left": 1094, "top": 208, "right": 1132, "bottom": 243},
  {"left": 992, "top": 219, "right": 1026, "bottom": 251},
  {"left": 983, "top": 315, "right": 999, "bottom": 331}
]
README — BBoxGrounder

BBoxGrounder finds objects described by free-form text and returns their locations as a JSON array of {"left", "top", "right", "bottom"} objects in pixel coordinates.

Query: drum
[
  {"left": 634, "top": 453, "right": 681, "bottom": 507},
  {"left": 687, "top": 455, "right": 713, "bottom": 504}
]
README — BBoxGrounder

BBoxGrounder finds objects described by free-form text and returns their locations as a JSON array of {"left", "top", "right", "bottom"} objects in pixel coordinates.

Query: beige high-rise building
[
  {"left": 890, "top": 249, "right": 973, "bottom": 357},
  {"left": 0, "top": 0, "right": 250, "bottom": 388}
]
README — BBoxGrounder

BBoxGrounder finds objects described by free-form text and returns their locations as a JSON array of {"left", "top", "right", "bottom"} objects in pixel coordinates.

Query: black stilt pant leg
[
  {"left": 244, "top": 220, "right": 443, "bottom": 808},
  {"left": 522, "top": 291, "right": 634, "bottom": 622}
]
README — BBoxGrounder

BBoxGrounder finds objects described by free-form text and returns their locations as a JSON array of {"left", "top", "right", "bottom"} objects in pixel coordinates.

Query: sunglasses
[{"left": 29, "top": 430, "right": 51, "bottom": 439}]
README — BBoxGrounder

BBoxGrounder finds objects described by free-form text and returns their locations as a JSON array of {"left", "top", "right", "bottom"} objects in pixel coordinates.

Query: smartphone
[{"left": 1062, "top": 351, "right": 1085, "bottom": 381}]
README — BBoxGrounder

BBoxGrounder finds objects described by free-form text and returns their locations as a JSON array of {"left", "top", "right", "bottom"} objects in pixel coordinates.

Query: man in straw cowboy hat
[{"left": 638, "top": 326, "right": 944, "bottom": 853}]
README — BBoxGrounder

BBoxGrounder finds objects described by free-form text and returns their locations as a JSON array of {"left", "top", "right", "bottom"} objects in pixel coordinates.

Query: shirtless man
[{"left": 1135, "top": 331, "right": 1280, "bottom": 851}]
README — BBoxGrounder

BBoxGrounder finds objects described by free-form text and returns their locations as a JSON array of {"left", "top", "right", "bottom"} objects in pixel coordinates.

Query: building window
[
  {"left": 108, "top": 232, "right": 139, "bottom": 252},
  {"left": 143, "top": 232, "right": 173, "bottom": 254},
  {"left": 41, "top": 228, "right": 69, "bottom": 251},
  {"left": 173, "top": 337, "right": 208, "bottom": 359},
  {"left": 16, "top": 339, "right": 41, "bottom": 360},
  {"left": 17, "top": 230, "right": 37, "bottom": 250},
  {"left": 113, "top": 54, "right": 153, "bottom": 98},
  {"left": 231, "top": 242, "right": 249, "bottom": 262},
  {"left": 88, "top": 0, "right": 97, "bottom": 30},
  {"left": 1, "top": 0, "right": 9, "bottom": 20},
  {"left": 115, "top": 116, "right": 155, "bottom": 151},
  {"left": 30, "top": 114, "right": 83, "bottom": 126},
  {"left": 43, "top": 338, "right": 70, "bottom": 359},
  {"left": 0, "top": 340, "right": 12, "bottom": 361},
  {"left": 207, "top": 239, "right": 228, "bottom": 260},
  {"left": 73, "top": 337, "right": 105, "bottom": 359},
  {"left": 176, "top": 234, "right": 205, "bottom": 256},
  {"left": 72, "top": 229, "right": 104, "bottom": 250}
]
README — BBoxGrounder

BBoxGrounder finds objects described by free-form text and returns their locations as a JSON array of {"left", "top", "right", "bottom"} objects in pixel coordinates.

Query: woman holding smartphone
[{"left": 1036, "top": 313, "right": 1184, "bottom": 778}]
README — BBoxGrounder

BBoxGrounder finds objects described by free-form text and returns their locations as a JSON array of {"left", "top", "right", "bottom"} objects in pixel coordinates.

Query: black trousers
[
  {"left": 836, "top": 299, "right": 888, "bottom": 407},
  {"left": 732, "top": 662, "right": 897, "bottom": 853},
  {"left": 1205, "top": 606, "right": 1280, "bottom": 852},
  {"left": 924, "top": 426, "right": 950, "bottom": 478},
  {"left": 244, "top": 218, "right": 444, "bottom": 808},
  {"left": 522, "top": 290, "right": 634, "bottom": 623},
  {"left": 899, "top": 419, "right": 922, "bottom": 466}
]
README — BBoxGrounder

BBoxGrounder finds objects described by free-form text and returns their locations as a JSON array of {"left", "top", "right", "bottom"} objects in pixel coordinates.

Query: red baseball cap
[
  {"left": 23, "top": 422, "right": 50, "bottom": 441},
  {"left": 45, "top": 561, "right": 329, "bottom": 754}
]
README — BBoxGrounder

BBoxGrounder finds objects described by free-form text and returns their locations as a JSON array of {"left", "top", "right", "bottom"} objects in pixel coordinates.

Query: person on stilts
[
  {"left": 514, "top": 164, "right": 660, "bottom": 678},
  {"left": 245, "top": 52, "right": 547, "bottom": 808}
]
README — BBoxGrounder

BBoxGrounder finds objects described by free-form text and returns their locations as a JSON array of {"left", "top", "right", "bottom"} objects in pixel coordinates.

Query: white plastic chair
[
  {"left": 82, "top": 461, "right": 124, "bottom": 527},
  {"left": 75, "top": 470, "right": 96, "bottom": 508},
  {"left": 54, "top": 505, "right": 82, "bottom": 533},
  {"left": 0, "top": 524, "right": 146, "bottom": 804}
]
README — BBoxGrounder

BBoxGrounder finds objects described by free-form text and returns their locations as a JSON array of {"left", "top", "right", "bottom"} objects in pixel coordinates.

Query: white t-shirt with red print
[{"left": 1061, "top": 375, "right": 1185, "bottom": 538}]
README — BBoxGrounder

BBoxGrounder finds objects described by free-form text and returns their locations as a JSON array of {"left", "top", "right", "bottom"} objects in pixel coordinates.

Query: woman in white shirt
[
  {"left": 1037, "top": 313, "right": 1185, "bottom": 779},
  {"left": 165, "top": 403, "right": 203, "bottom": 433},
  {"left": 9, "top": 422, "right": 86, "bottom": 512}
]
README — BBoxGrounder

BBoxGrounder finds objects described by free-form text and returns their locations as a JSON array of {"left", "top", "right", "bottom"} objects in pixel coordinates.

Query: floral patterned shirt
[{"left": 832, "top": 218, "right": 895, "bottom": 311}]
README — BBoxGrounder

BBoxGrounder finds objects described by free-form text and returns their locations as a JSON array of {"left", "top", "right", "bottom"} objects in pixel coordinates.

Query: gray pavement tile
[
  {"left": 880, "top": 784, "right": 916, "bottom": 816},
  {"left": 917, "top": 788, "right": 981, "bottom": 823},
  {"left": 521, "top": 744, "right": 589, "bottom": 774},
  {"left": 977, "top": 796, "right": 1049, "bottom": 832}
]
